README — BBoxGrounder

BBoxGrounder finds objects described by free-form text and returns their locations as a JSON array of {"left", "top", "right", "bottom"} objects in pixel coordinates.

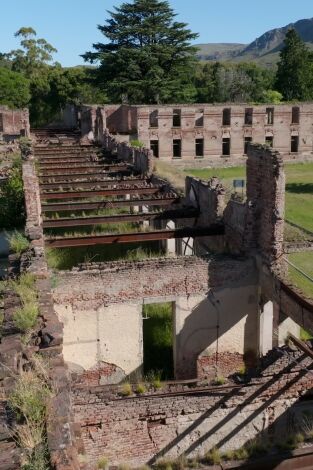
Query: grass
[
  {"left": 143, "top": 303, "right": 174, "bottom": 380},
  {"left": 7, "top": 230, "right": 30, "bottom": 256},
  {"left": 288, "top": 252, "right": 313, "bottom": 299},
  {"left": 155, "top": 160, "right": 185, "bottom": 193},
  {"left": 120, "top": 383, "right": 132, "bottom": 397},
  {"left": 46, "top": 242, "right": 164, "bottom": 270},
  {"left": 13, "top": 302, "right": 39, "bottom": 332}
]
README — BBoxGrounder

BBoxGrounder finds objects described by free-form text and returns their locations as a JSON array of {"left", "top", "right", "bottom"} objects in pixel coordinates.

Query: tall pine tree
[
  {"left": 276, "top": 28, "right": 313, "bottom": 101},
  {"left": 82, "top": 0, "right": 199, "bottom": 103}
]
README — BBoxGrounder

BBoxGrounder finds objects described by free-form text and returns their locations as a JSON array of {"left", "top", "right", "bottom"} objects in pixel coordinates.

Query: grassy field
[
  {"left": 185, "top": 162, "right": 313, "bottom": 233},
  {"left": 288, "top": 252, "right": 313, "bottom": 300}
]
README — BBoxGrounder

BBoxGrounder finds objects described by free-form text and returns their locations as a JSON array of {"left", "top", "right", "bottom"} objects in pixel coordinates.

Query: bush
[
  {"left": 13, "top": 302, "right": 38, "bottom": 331},
  {"left": 136, "top": 383, "right": 146, "bottom": 394},
  {"left": 7, "top": 231, "right": 30, "bottom": 256},
  {"left": 130, "top": 139, "right": 145, "bottom": 148},
  {"left": 213, "top": 375, "right": 226, "bottom": 386},
  {"left": 0, "top": 156, "right": 25, "bottom": 229},
  {"left": 97, "top": 456, "right": 109, "bottom": 469},
  {"left": 120, "top": 383, "right": 132, "bottom": 397},
  {"left": 10, "top": 273, "right": 37, "bottom": 305}
]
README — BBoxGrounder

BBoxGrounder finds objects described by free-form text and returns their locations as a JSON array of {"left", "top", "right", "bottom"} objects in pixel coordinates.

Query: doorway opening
[{"left": 142, "top": 302, "right": 174, "bottom": 380}]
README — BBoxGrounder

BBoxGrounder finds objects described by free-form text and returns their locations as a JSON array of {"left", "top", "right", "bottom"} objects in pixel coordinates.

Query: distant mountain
[{"left": 197, "top": 18, "right": 313, "bottom": 66}]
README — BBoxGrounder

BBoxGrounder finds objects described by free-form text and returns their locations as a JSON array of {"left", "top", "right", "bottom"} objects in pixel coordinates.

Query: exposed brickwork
[
  {"left": 53, "top": 256, "right": 256, "bottom": 309},
  {"left": 197, "top": 352, "right": 245, "bottom": 380},
  {"left": 0, "top": 106, "right": 30, "bottom": 139},
  {"left": 71, "top": 347, "right": 313, "bottom": 467}
]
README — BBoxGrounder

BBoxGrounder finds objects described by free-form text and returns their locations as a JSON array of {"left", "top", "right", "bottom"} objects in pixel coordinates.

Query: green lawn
[
  {"left": 288, "top": 252, "right": 313, "bottom": 300},
  {"left": 185, "top": 162, "right": 313, "bottom": 233}
]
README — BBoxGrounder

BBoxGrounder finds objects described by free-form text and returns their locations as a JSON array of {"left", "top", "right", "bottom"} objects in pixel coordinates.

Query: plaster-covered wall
[{"left": 53, "top": 256, "right": 259, "bottom": 382}]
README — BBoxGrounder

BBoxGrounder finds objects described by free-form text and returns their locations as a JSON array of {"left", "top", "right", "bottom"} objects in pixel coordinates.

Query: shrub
[
  {"left": 213, "top": 375, "right": 226, "bottom": 386},
  {"left": 130, "top": 139, "right": 145, "bottom": 148},
  {"left": 13, "top": 302, "right": 38, "bottom": 331},
  {"left": 136, "top": 383, "right": 146, "bottom": 395},
  {"left": 120, "top": 383, "right": 132, "bottom": 397},
  {"left": 10, "top": 273, "right": 37, "bottom": 305},
  {"left": 7, "top": 231, "right": 30, "bottom": 256},
  {"left": 97, "top": 456, "right": 109, "bottom": 469}
]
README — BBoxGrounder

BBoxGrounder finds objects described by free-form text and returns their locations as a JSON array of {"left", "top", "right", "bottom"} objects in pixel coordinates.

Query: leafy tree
[
  {"left": 0, "top": 68, "right": 30, "bottom": 108},
  {"left": 195, "top": 61, "right": 275, "bottom": 103},
  {"left": 82, "top": 0, "right": 199, "bottom": 103},
  {"left": 6, "top": 27, "right": 57, "bottom": 78},
  {"left": 276, "top": 28, "right": 313, "bottom": 101}
]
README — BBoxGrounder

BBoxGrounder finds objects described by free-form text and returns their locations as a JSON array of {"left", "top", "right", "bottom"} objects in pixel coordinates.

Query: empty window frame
[
  {"left": 265, "top": 136, "right": 273, "bottom": 147},
  {"left": 292, "top": 106, "right": 300, "bottom": 124},
  {"left": 195, "top": 109, "right": 204, "bottom": 127},
  {"left": 173, "top": 139, "right": 182, "bottom": 158},
  {"left": 149, "top": 110, "right": 159, "bottom": 128},
  {"left": 150, "top": 140, "right": 159, "bottom": 158},
  {"left": 266, "top": 107, "right": 274, "bottom": 125},
  {"left": 222, "top": 108, "right": 231, "bottom": 126},
  {"left": 244, "top": 108, "right": 253, "bottom": 126},
  {"left": 222, "top": 138, "right": 230, "bottom": 156},
  {"left": 244, "top": 137, "right": 252, "bottom": 155},
  {"left": 173, "top": 109, "right": 181, "bottom": 127},
  {"left": 291, "top": 135, "right": 299, "bottom": 153},
  {"left": 195, "top": 138, "right": 204, "bottom": 157},
  {"left": 0, "top": 114, "right": 3, "bottom": 133}
]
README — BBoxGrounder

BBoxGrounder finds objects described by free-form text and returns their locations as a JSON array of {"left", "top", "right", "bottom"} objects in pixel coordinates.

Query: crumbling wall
[
  {"left": 224, "top": 144, "right": 285, "bottom": 264},
  {"left": 53, "top": 256, "right": 259, "bottom": 382},
  {"left": 0, "top": 106, "right": 30, "bottom": 140},
  {"left": 102, "top": 129, "right": 154, "bottom": 176},
  {"left": 72, "top": 348, "right": 313, "bottom": 467}
]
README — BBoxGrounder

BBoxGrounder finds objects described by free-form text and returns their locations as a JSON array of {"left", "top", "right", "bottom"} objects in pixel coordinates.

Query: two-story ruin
[{"left": 78, "top": 103, "right": 313, "bottom": 165}]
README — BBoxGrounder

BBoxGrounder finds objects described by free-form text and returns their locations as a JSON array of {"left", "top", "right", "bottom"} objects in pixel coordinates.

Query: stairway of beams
[{"left": 33, "top": 129, "right": 223, "bottom": 250}]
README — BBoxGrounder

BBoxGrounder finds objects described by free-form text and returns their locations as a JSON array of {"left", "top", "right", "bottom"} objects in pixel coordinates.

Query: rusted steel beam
[
  {"left": 40, "top": 186, "right": 166, "bottom": 200},
  {"left": 40, "top": 178, "right": 147, "bottom": 191},
  {"left": 39, "top": 164, "right": 130, "bottom": 173},
  {"left": 39, "top": 158, "right": 104, "bottom": 165},
  {"left": 45, "top": 225, "right": 224, "bottom": 248},
  {"left": 43, "top": 208, "right": 199, "bottom": 228},
  {"left": 289, "top": 334, "right": 313, "bottom": 360},
  {"left": 41, "top": 197, "right": 180, "bottom": 212},
  {"left": 39, "top": 171, "right": 133, "bottom": 182},
  {"left": 280, "top": 280, "right": 313, "bottom": 313}
]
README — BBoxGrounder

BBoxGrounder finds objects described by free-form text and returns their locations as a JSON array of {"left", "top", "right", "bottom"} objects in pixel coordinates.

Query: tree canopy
[
  {"left": 0, "top": 68, "right": 30, "bottom": 108},
  {"left": 83, "top": 0, "right": 199, "bottom": 103},
  {"left": 276, "top": 28, "right": 313, "bottom": 101}
]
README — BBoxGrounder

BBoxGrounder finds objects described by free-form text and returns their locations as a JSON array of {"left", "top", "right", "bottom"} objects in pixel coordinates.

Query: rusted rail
[
  {"left": 45, "top": 225, "right": 225, "bottom": 248},
  {"left": 43, "top": 208, "right": 199, "bottom": 228},
  {"left": 39, "top": 171, "right": 133, "bottom": 182},
  {"left": 38, "top": 164, "right": 130, "bottom": 174},
  {"left": 289, "top": 333, "right": 313, "bottom": 360},
  {"left": 39, "top": 178, "right": 147, "bottom": 191},
  {"left": 40, "top": 186, "right": 167, "bottom": 200},
  {"left": 41, "top": 196, "right": 180, "bottom": 213}
]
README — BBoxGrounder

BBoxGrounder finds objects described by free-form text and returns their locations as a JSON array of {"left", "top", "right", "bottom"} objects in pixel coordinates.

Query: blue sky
[{"left": 1, "top": 0, "right": 312, "bottom": 66}]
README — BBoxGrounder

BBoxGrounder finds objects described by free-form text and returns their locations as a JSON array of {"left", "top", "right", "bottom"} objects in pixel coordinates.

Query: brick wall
[
  {"left": 71, "top": 347, "right": 313, "bottom": 467},
  {"left": 0, "top": 106, "right": 29, "bottom": 138}
]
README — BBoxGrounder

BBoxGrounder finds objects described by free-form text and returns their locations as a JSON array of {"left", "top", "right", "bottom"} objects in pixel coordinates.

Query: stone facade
[{"left": 85, "top": 103, "right": 313, "bottom": 165}]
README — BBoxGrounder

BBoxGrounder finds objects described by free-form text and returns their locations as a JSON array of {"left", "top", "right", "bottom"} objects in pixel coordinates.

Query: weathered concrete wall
[
  {"left": 53, "top": 256, "right": 259, "bottom": 381},
  {"left": 0, "top": 106, "right": 30, "bottom": 139},
  {"left": 71, "top": 348, "right": 313, "bottom": 467}
]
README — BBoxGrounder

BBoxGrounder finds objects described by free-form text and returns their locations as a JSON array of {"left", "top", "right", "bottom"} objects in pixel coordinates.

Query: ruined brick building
[
  {"left": 73, "top": 103, "right": 313, "bottom": 165},
  {"left": 1, "top": 106, "right": 313, "bottom": 469},
  {"left": 0, "top": 105, "right": 30, "bottom": 141}
]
